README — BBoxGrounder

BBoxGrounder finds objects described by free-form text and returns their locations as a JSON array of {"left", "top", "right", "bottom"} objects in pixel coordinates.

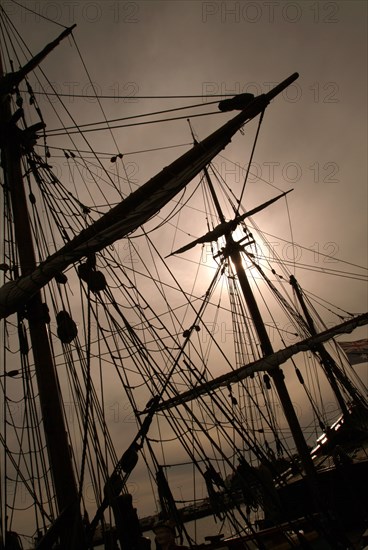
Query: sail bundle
[
  {"left": 0, "top": 74, "right": 299, "bottom": 319},
  {"left": 156, "top": 312, "right": 368, "bottom": 411}
]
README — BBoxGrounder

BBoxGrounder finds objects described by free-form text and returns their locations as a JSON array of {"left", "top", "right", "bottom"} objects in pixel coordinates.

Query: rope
[
  {"left": 236, "top": 109, "right": 265, "bottom": 216},
  {"left": 47, "top": 98, "right": 224, "bottom": 134},
  {"left": 78, "top": 288, "right": 92, "bottom": 500},
  {"left": 45, "top": 110, "right": 222, "bottom": 137}
]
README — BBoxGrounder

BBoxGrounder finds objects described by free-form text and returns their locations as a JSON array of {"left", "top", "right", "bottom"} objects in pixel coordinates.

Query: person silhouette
[{"left": 153, "top": 521, "right": 188, "bottom": 550}]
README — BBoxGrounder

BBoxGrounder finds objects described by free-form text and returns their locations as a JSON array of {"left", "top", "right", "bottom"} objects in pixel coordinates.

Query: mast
[
  {"left": 196, "top": 166, "right": 348, "bottom": 542},
  {"left": 0, "top": 33, "right": 85, "bottom": 548},
  {"left": 290, "top": 275, "right": 348, "bottom": 413},
  {"left": 202, "top": 171, "right": 318, "bottom": 482},
  {"left": 289, "top": 274, "right": 366, "bottom": 413}
]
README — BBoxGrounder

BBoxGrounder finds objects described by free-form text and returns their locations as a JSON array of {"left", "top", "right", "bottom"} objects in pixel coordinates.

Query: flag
[{"left": 339, "top": 339, "right": 368, "bottom": 365}]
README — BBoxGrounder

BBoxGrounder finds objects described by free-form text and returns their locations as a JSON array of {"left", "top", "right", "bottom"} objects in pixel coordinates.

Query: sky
[
  {"left": 2, "top": 0, "right": 363, "bottom": 344},
  {"left": 1, "top": 0, "right": 365, "bottom": 291},
  {"left": 1, "top": 0, "right": 367, "bottom": 544},
  {"left": 5, "top": 0, "right": 365, "bottom": 280}
]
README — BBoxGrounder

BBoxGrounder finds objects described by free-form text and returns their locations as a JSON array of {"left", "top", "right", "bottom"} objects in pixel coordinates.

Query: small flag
[{"left": 339, "top": 339, "right": 368, "bottom": 365}]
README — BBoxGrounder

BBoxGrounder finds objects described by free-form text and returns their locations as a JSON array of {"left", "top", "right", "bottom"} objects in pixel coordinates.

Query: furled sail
[
  {"left": 168, "top": 189, "right": 292, "bottom": 256},
  {"left": 156, "top": 312, "right": 368, "bottom": 411},
  {"left": 0, "top": 73, "right": 299, "bottom": 319}
]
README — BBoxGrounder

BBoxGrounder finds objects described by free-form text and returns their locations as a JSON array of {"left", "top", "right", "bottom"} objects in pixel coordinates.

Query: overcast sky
[
  {"left": 1, "top": 0, "right": 367, "bottom": 539},
  {"left": 5, "top": 0, "right": 366, "bottom": 295}
]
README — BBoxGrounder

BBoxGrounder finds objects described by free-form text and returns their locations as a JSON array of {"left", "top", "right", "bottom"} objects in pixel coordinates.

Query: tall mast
[
  {"left": 0, "top": 33, "right": 85, "bottom": 548},
  {"left": 203, "top": 171, "right": 317, "bottom": 476},
  {"left": 198, "top": 166, "right": 332, "bottom": 528},
  {"left": 289, "top": 274, "right": 366, "bottom": 412}
]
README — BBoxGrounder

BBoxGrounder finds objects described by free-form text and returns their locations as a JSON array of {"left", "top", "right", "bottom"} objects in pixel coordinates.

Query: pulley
[
  {"left": 56, "top": 310, "right": 78, "bottom": 343},
  {"left": 78, "top": 262, "right": 107, "bottom": 292}
]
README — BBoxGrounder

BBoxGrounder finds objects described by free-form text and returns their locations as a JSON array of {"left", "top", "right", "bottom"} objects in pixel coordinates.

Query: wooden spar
[
  {"left": 0, "top": 73, "right": 299, "bottom": 320},
  {"left": 233, "top": 244, "right": 313, "bottom": 457},
  {"left": 197, "top": 166, "right": 321, "bottom": 496},
  {"left": 157, "top": 136, "right": 365, "bottom": 531},
  {"left": 156, "top": 312, "right": 368, "bottom": 411},
  {"left": 0, "top": 25, "right": 76, "bottom": 95},
  {"left": 289, "top": 275, "right": 351, "bottom": 414},
  {"left": 0, "top": 36, "right": 85, "bottom": 548},
  {"left": 167, "top": 189, "right": 293, "bottom": 256}
]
